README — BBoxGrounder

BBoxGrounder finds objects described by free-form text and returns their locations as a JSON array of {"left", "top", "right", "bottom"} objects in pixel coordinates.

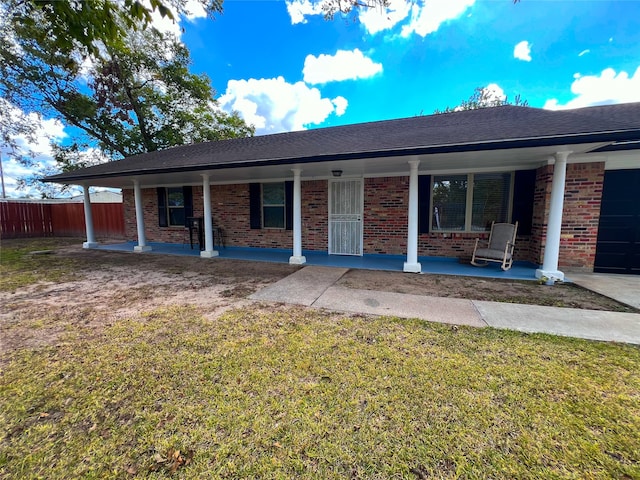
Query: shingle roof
[{"left": 45, "top": 103, "right": 640, "bottom": 183}]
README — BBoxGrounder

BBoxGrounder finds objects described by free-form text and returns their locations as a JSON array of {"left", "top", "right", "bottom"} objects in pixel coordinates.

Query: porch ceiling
[{"left": 89, "top": 142, "right": 606, "bottom": 189}]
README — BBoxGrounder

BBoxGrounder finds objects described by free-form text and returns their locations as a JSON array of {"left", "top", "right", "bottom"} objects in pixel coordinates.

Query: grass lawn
[
  {"left": 1, "top": 306, "right": 639, "bottom": 479},
  {"left": 0, "top": 239, "right": 639, "bottom": 478}
]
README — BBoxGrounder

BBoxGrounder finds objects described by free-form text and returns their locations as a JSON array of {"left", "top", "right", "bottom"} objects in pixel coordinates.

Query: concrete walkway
[
  {"left": 250, "top": 266, "right": 640, "bottom": 345},
  {"left": 568, "top": 272, "right": 640, "bottom": 309}
]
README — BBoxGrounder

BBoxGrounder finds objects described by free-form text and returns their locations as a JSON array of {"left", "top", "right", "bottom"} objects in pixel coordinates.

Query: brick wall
[
  {"left": 530, "top": 164, "right": 553, "bottom": 265},
  {"left": 123, "top": 178, "right": 536, "bottom": 260},
  {"left": 530, "top": 162, "right": 605, "bottom": 271},
  {"left": 124, "top": 188, "right": 185, "bottom": 243},
  {"left": 302, "top": 180, "right": 328, "bottom": 251},
  {"left": 122, "top": 166, "right": 604, "bottom": 270},
  {"left": 559, "top": 162, "right": 605, "bottom": 270},
  {"left": 123, "top": 188, "right": 135, "bottom": 239},
  {"left": 364, "top": 177, "right": 408, "bottom": 254},
  {"left": 211, "top": 184, "right": 292, "bottom": 249}
]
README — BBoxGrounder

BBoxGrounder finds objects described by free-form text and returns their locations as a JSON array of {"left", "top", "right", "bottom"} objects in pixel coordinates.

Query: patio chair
[{"left": 471, "top": 221, "right": 518, "bottom": 271}]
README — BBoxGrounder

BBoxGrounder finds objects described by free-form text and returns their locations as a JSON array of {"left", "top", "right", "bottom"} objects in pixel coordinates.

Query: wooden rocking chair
[{"left": 471, "top": 222, "right": 518, "bottom": 271}]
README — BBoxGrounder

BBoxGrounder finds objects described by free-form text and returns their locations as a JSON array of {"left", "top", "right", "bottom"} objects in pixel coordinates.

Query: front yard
[{"left": 1, "top": 239, "right": 638, "bottom": 479}]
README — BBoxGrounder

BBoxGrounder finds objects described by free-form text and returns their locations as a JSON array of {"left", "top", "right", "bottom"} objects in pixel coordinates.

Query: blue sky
[
  {"left": 3, "top": 0, "right": 640, "bottom": 197},
  {"left": 184, "top": 0, "right": 640, "bottom": 135}
]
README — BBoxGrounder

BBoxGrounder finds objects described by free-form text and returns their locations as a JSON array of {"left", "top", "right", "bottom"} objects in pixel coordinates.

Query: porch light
[{"left": 331, "top": 169, "right": 343, "bottom": 177}]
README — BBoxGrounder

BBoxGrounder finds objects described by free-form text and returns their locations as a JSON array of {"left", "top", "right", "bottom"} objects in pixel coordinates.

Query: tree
[
  {"left": 9, "top": 0, "right": 223, "bottom": 58},
  {"left": 433, "top": 86, "right": 529, "bottom": 114},
  {"left": 0, "top": 0, "right": 253, "bottom": 196}
]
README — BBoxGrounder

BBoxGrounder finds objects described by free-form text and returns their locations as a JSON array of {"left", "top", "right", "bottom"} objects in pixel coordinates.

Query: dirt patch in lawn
[
  {"left": 336, "top": 269, "right": 636, "bottom": 312},
  {"left": 0, "top": 240, "right": 299, "bottom": 365},
  {"left": 0, "top": 238, "right": 635, "bottom": 365}
]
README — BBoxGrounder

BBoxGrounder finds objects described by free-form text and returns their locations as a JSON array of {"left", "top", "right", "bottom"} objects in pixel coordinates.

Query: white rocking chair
[{"left": 471, "top": 221, "right": 518, "bottom": 271}]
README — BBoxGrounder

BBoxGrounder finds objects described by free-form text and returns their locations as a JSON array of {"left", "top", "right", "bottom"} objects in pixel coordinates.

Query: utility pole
[{"left": 0, "top": 150, "right": 6, "bottom": 199}]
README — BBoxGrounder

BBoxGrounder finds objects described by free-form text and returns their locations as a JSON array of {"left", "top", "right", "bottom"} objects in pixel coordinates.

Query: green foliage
[
  {"left": 13, "top": 0, "right": 222, "bottom": 59},
  {"left": 0, "top": 0, "right": 252, "bottom": 197}
]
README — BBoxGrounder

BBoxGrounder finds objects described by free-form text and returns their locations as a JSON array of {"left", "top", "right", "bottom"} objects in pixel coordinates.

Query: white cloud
[
  {"left": 401, "top": 0, "right": 475, "bottom": 38},
  {"left": 303, "top": 49, "right": 383, "bottom": 84},
  {"left": 286, "top": 0, "right": 473, "bottom": 37},
  {"left": 578, "top": 49, "right": 590, "bottom": 57},
  {"left": 218, "top": 76, "right": 348, "bottom": 135},
  {"left": 147, "top": 0, "right": 208, "bottom": 38},
  {"left": 358, "top": 0, "right": 412, "bottom": 35},
  {"left": 479, "top": 83, "right": 506, "bottom": 104},
  {"left": 286, "top": 0, "right": 324, "bottom": 24},
  {"left": 514, "top": 40, "right": 532, "bottom": 62},
  {"left": 543, "top": 66, "right": 640, "bottom": 110},
  {"left": 182, "top": 0, "right": 208, "bottom": 20},
  {"left": 332, "top": 96, "right": 348, "bottom": 116}
]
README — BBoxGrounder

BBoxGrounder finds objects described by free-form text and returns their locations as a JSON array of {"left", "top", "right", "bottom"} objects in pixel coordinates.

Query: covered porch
[{"left": 94, "top": 241, "right": 539, "bottom": 280}]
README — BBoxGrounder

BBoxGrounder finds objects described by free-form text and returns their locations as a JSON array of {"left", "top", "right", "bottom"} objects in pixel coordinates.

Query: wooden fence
[{"left": 0, "top": 201, "right": 125, "bottom": 239}]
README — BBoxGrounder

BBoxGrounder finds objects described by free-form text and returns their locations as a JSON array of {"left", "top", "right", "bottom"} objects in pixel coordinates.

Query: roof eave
[{"left": 43, "top": 128, "right": 640, "bottom": 185}]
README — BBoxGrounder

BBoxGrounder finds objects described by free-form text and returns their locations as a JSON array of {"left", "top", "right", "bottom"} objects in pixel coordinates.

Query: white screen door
[{"left": 329, "top": 179, "right": 363, "bottom": 256}]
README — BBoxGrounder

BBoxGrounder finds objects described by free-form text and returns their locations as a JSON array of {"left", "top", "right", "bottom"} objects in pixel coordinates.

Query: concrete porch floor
[{"left": 95, "top": 241, "right": 539, "bottom": 281}]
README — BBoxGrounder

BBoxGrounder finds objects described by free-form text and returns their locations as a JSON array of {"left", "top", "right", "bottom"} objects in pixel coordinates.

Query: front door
[{"left": 329, "top": 179, "right": 363, "bottom": 256}]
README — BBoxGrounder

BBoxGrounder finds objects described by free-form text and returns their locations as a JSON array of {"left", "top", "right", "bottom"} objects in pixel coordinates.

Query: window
[
  {"left": 166, "top": 187, "right": 185, "bottom": 227},
  {"left": 262, "top": 182, "right": 285, "bottom": 228},
  {"left": 471, "top": 173, "right": 511, "bottom": 231},
  {"left": 157, "top": 186, "right": 192, "bottom": 228},
  {"left": 432, "top": 175, "right": 468, "bottom": 231},
  {"left": 431, "top": 173, "right": 512, "bottom": 232}
]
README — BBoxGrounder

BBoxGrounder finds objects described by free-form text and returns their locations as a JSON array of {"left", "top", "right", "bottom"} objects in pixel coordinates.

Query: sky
[{"left": 3, "top": 0, "right": 640, "bottom": 197}]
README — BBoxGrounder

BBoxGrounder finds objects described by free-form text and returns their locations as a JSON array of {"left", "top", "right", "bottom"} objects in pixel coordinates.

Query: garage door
[{"left": 594, "top": 169, "right": 640, "bottom": 275}]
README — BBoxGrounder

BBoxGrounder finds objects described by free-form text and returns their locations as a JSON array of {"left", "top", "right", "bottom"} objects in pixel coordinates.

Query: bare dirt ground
[
  {"left": 0, "top": 239, "right": 635, "bottom": 365},
  {"left": 337, "top": 269, "right": 636, "bottom": 312},
  {"left": 0, "top": 241, "right": 299, "bottom": 364}
]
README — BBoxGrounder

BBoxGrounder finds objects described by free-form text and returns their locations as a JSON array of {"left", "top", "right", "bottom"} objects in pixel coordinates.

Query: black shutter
[
  {"left": 285, "top": 180, "right": 293, "bottom": 230},
  {"left": 183, "top": 186, "right": 193, "bottom": 227},
  {"left": 418, "top": 175, "right": 431, "bottom": 234},
  {"left": 249, "top": 183, "right": 261, "bottom": 229},
  {"left": 512, "top": 169, "right": 536, "bottom": 235},
  {"left": 157, "top": 187, "right": 168, "bottom": 227}
]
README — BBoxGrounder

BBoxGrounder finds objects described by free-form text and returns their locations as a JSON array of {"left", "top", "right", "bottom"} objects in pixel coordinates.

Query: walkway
[{"left": 250, "top": 266, "right": 640, "bottom": 345}]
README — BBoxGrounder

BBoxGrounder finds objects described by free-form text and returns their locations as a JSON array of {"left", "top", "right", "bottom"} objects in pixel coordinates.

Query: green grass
[
  {"left": 0, "top": 238, "right": 83, "bottom": 292},
  {"left": 1, "top": 306, "right": 638, "bottom": 479}
]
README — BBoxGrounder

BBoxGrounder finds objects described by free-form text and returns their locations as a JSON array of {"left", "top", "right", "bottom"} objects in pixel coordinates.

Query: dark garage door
[{"left": 594, "top": 169, "right": 640, "bottom": 274}]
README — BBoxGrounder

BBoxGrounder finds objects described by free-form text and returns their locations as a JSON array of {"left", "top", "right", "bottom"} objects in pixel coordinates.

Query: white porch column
[
  {"left": 201, "top": 173, "right": 218, "bottom": 258},
  {"left": 133, "top": 179, "right": 152, "bottom": 252},
  {"left": 403, "top": 159, "right": 422, "bottom": 273},
  {"left": 536, "top": 151, "right": 571, "bottom": 283},
  {"left": 82, "top": 185, "right": 98, "bottom": 248},
  {"left": 289, "top": 168, "right": 306, "bottom": 265}
]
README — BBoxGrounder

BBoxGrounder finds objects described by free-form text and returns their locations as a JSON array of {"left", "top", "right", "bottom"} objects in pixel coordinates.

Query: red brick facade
[
  {"left": 559, "top": 163, "right": 605, "bottom": 269},
  {"left": 302, "top": 180, "right": 328, "bottom": 251},
  {"left": 529, "top": 162, "right": 605, "bottom": 271},
  {"left": 123, "top": 163, "right": 605, "bottom": 271},
  {"left": 364, "top": 177, "right": 409, "bottom": 254},
  {"left": 529, "top": 164, "right": 554, "bottom": 266}
]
